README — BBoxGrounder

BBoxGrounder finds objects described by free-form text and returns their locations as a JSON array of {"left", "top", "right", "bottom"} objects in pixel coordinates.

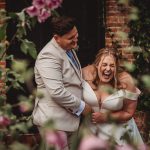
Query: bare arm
[{"left": 92, "top": 100, "right": 137, "bottom": 123}]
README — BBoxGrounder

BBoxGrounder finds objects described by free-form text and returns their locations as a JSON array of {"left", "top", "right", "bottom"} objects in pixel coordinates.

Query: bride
[{"left": 82, "top": 48, "right": 144, "bottom": 146}]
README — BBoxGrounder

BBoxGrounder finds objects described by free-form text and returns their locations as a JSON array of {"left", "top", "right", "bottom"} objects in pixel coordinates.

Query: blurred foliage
[
  {"left": 0, "top": 1, "right": 62, "bottom": 149},
  {"left": 128, "top": 0, "right": 150, "bottom": 111},
  {"left": 0, "top": 7, "right": 37, "bottom": 150}
]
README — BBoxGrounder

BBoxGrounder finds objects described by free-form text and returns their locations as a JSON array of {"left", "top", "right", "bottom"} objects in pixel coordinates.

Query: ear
[{"left": 54, "top": 34, "right": 60, "bottom": 43}]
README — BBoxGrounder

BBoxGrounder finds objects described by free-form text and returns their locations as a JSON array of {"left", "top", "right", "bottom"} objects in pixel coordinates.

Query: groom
[{"left": 32, "top": 16, "right": 92, "bottom": 150}]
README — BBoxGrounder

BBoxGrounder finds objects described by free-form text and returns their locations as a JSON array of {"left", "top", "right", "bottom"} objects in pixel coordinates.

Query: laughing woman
[{"left": 82, "top": 48, "right": 144, "bottom": 146}]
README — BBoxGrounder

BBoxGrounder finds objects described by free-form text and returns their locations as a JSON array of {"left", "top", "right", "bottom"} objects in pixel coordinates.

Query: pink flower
[
  {"left": 116, "top": 144, "right": 135, "bottom": 150},
  {"left": 45, "top": 130, "right": 67, "bottom": 149},
  {"left": 26, "top": 0, "right": 63, "bottom": 23},
  {"left": 50, "top": 0, "right": 63, "bottom": 10},
  {"left": 26, "top": 6, "right": 40, "bottom": 17},
  {"left": 78, "top": 135, "right": 109, "bottom": 150},
  {"left": 138, "top": 144, "right": 148, "bottom": 150},
  {"left": 45, "top": 0, "right": 53, "bottom": 8},
  {"left": 32, "top": 0, "right": 46, "bottom": 9},
  {"left": 37, "top": 8, "right": 51, "bottom": 23},
  {"left": 0, "top": 116, "right": 11, "bottom": 127}
]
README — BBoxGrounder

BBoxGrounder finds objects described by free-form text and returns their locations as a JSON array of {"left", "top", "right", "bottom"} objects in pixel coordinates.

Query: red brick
[
  {"left": 106, "top": 1, "right": 118, "bottom": 6},
  {"left": 106, "top": 23, "right": 125, "bottom": 27},
  {"left": 107, "top": 12, "right": 121, "bottom": 16},
  {"left": 108, "top": 27, "right": 121, "bottom": 32},
  {"left": 0, "top": 2, "right": 5, "bottom": 8}
]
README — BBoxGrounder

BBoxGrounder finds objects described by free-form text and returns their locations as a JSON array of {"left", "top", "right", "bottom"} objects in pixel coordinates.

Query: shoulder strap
[{"left": 124, "top": 88, "right": 141, "bottom": 100}]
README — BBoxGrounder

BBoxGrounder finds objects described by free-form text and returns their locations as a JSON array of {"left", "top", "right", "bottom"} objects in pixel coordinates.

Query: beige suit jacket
[{"left": 32, "top": 38, "right": 83, "bottom": 131}]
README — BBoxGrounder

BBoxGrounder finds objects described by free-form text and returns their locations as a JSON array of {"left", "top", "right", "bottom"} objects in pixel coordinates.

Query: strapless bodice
[{"left": 82, "top": 80, "right": 141, "bottom": 112}]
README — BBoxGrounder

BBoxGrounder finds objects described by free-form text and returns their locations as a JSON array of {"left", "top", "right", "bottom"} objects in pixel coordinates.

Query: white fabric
[
  {"left": 124, "top": 88, "right": 141, "bottom": 100},
  {"left": 82, "top": 80, "right": 144, "bottom": 146}
]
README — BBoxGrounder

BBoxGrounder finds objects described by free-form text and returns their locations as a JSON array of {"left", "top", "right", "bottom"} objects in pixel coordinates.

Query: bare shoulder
[
  {"left": 82, "top": 65, "right": 97, "bottom": 81},
  {"left": 118, "top": 71, "right": 136, "bottom": 92},
  {"left": 82, "top": 64, "right": 96, "bottom": 73}
]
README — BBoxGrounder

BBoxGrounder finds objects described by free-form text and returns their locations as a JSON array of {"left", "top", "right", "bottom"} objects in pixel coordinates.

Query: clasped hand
[{"left": 91, "top": 112, "right": 107, "bottom": 124}]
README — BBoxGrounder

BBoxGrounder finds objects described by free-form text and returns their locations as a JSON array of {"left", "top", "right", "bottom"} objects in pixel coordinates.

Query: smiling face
[
  {"left": 54, "top": 26, "right": 78, "bottom": 50},
  {"left": 97, "top": 55, "right": 116, "bottom": 83}
]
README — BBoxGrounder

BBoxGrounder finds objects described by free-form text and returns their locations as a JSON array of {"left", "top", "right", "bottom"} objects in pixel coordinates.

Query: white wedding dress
[{"left": 82, "top": 80, "right": 144, "bottom": 146}]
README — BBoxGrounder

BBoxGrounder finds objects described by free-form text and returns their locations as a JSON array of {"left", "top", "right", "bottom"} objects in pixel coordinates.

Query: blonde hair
[{"left": 93, "top": 48, "right": 120, "bottom": 88}]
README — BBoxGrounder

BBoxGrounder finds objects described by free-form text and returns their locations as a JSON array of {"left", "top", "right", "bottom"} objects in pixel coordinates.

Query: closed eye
[
  {"left": 110, "top": 65, "right": 115, "bottom": 67},
  {"left": 102, "top": 63, "right": 107, "bottom": 66}
]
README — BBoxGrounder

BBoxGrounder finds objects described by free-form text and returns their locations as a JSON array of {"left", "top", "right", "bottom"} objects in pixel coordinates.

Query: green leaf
[
  {"left": 6, "top": 54, "right": 14, "bottom": 61},
  {"left": 20, "top": 41, "right": 28, "bottom": 54},
  {"left": 26, "top": 17, "right": 37, "bottom": 30},
  {"left": 118, "top": 0, "right": 129, "bottom": 5},
  {"left": 10, "top": 122, "right": 28, "bottom": 133},
  {"left": 3, "top": 104, "right": 12, "bottom": 115},
  {"left": 24, "top": 68, "right": 34, "bottom": 81},
  {"left": 128, "top": 14, "right": 139, "bottom": 21},
  {"left": 116, "top": 31, "right": 128, "bottom": 40},
  {"left": 125, "top": 46, "right": 142, "bottom": 52},
  {"left": 0, "top": 24, "right": 7, "bottom": 41},
  {"left": 21, "top": 39, "right": 37, "bottom": 59},
  {"left": 0, "top": 43, "right": 6, "bottom": 54},
  {"left": 28, "top": 45, "right": 37, "bottom": 59},
  {"left": 12, "top": 60, "right": 28, "bottom": 73},
  {"left": 0, "top": 95, "right": 6, "bottom": 106},
  {"left": 16, "top": 11, "right": 25, "bottom": 22},
  {"left": 141, "top": 75, "right": 150, "bottom": 88},
  {"left": 123, "top": 62, "right": 136, "bottom": 72},
  {"left": 16, "top": 26, "right": 26, "bottom": 39},
  {"left": 8, "top": 12, "right": 18, "bottom": 19},
  {"left": 12, "top": 81, "right": 23, "bottom": 89}
]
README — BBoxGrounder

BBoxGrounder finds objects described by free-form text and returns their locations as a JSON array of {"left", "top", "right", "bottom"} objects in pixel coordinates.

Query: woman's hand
[{"left": 92, "top": 112, "right": 107, "bottom": 124}]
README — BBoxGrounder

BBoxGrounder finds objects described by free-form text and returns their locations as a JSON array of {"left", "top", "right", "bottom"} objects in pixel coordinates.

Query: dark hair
[{"left": 51, "top": 16, "right": 76, "bottom": 36}]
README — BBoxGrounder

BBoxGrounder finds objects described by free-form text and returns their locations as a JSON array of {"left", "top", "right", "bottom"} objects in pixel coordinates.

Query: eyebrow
[
  {"left": 68, "top": 32, "right": 78, "bottom": 39},
  {"left": 102, "top": 63, "right": 115, "bottom": 65}
]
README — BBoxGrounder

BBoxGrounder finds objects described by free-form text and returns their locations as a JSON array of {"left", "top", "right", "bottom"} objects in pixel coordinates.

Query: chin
[
  {"left": 72, "top": 43, "right": 78, "bottom": 48},
  {"left": 72, "top": 46, "right": 77, "bottom": 50},
  {"left": 101, "top": 78, "right": 112, "bottom": 83}
]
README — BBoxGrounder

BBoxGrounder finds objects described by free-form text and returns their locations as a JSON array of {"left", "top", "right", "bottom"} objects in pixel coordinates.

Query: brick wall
[
  {"left": 105, "top": 0, "right": 134, "bottom": 61},
  {"left": 0, "top": 0, "right": 5, "bottom": 7}
]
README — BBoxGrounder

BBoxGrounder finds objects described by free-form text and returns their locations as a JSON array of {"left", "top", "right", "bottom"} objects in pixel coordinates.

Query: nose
[
  {"left": 106, "top": 66, "right": 111, "bottom": 71},
  {"left": 72, "top": 33, "right": 78, "bottom": 42}
]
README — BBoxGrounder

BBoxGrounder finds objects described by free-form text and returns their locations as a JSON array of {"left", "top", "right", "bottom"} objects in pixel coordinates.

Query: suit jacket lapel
[{"left": 51, "top": 38, "right": 82, "bottom": 80}]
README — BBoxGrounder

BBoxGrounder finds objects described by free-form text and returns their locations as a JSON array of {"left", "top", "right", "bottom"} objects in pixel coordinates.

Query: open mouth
[{"left": 103, "top": 71, "right": 112, "bottom": 79}]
